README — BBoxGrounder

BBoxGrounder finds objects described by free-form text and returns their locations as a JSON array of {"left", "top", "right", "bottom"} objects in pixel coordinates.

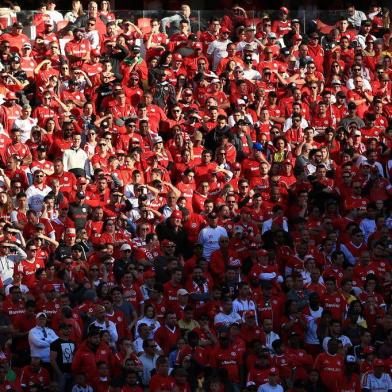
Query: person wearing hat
[
  {"left": 361, "top": 358, "right": 392, "bottom": 391},
  {"left": 88, "top": 304, "right": 118, "bottom": 345},
  {"left": 155, "top": 209, "right": 190, "bottom": 258},
  {"left": 271, "top": 6, "right": 291, "bottom": 39},
  {"left": 49, "top": 323, "right": 75, "bottom": 390},
  {"left": 28, "top": 312, "right": 58, "bottom": 364},
  {"left": 357, "top": 20, "right": 376, "bottom": 49},
  {"left": 197, "top": 211, "right": 228, "bottom": 260},
  {"left": 0, "top": 22, "right": 30, "bottom": 53},
  {"left": 307, "top": 31, "right": 324, "bottom": 72},
  {"left": 207, "top": 26, "right": 232, "bottom": 71}
]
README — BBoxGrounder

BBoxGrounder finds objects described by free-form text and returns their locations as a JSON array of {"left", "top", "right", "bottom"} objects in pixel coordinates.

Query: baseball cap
[
  {"left": 346, "top": 355, "right": 356, "bottom": 363},
  {"left": 13, "top": 22, "right": 23, "bottom": 28},
  {"left": 253, "top": 143, "right": 263, "bottom": 152},
  {"left": 211, "top": 78, "right": 220, "bottom": 84},
  {"left": 193, "top": 42, "right": 203, "bottom": 49},
  {"left": 373, "top": 358, "right": 384, "bottom": 367},
  {"left": 177, "top": 288, "right": 189, "bottom": 296},
  {"left": 171, "top": 210, "right": 183, "bottom": 220},
  {"left": 208, "top": 212, "right": 218, "bottom": 219},
  {"left": 37, "top": 145, "right": 47, "bottom": 152},
  {"left": 161, "top": 239, "right": 175, "bottom": 247},
  {"left": 120, "top": 243, "right": 132, "bottom": 251},
  {"left": 6, "top": 92, "right": 17, "bottom": 100},
  {"left": 237, "top": 99, "right": 246, "bottom": 106},
  {"left": 173, "top": 53, "right": 183, "bottom": 61},
  {"left": 76, "top": 191, "right": 85, "bottom": 199},
  {"left": 65, "top": 228, "right": 76, "bottom": 237},
  {"left": 220, "top": 27, "right": 230, "bottom": 34},
  {"left": 36, "top": 312, "right": 47, "bottom": 319},
  {"left": 363, "top": 346, "right": 375, "bottom": 354},
  {"left": 153, "top": 136, "right": 163, "bottom": 145},
  {"left": 23, "top": 42, "right": 32, "bottom": 49},
  {"left": 268, "top": 32, "right": 277, "bottom": 39},
  {"left": 144, "top": 270, "right": 156, "bottom": 279}
]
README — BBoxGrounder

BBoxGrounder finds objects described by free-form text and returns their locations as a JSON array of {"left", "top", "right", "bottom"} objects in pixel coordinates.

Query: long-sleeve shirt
[
  {"left": 0, "top": 246, "right": 27, "bottom": 285},
  {"left": 28, "top": 326, "right": 58, "bottom": 362}
]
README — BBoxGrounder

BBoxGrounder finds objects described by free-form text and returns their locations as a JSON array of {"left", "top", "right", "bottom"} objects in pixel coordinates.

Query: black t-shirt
[{"left": 50, "top": 338, "right": 75, "bottom": 373}]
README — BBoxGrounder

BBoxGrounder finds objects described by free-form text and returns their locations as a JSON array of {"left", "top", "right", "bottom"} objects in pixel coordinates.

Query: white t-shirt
[
  {"left": 258, "top": 383, "right": 284, "bottom": 392},
  {"left": 25, "top": 184, "right": 52, "bottom": 212},
  {"left": 198, "top": 226, "right": 228, "bottom": 260},
  {"left": 361, "top": 371, "right": 392, "bottom": 392},
  {"left": 207, "top": 39, "right": 231, "bottom": 71}
]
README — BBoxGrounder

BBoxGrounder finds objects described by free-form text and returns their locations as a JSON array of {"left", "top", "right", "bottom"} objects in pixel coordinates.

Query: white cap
[
  {"left": 177, "top": 288, "right": 189, "bottom": 296},
  {"left": 36, "top": 312, "right": 47, "bottom": 319},
  {"left": 120, "top": 243, "right": 132, "bottom": 251},
  {"left": 153, "top": 136, "right": 163, "bottom": 144}
]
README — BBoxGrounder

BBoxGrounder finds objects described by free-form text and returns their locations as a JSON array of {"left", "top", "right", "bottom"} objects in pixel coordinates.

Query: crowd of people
[{"left": 0, "top": 1, "right": 390, "bottom": 391}]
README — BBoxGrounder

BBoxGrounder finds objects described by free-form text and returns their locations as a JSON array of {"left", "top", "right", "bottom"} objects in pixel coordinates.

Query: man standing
[
  {"left": 28, "top": 312, "right": 58, "bottom": 365},
  {"left": 207, "top": 27, "right": 232, "bottom": 71},
  {"left": 62, "top": 132, "right": 89, "bottom": 177},
  {"left": 50, "top": 323, "right": 75, "bottom": 391},
  {"left": 25, "top": 170, "right": 51, "bottom": 212},
  {"left": 198, "top": 212, "right": 228, "bottom": 260}
]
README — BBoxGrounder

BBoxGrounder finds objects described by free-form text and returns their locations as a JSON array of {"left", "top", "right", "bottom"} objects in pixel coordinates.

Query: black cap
[
  {"left": 101, "top": 121, "right": 109, "bottom": 128},
  {"left": 37, "top": 145, "right": 47, "bottom": 152},
  {"left": 13, "top": 22, "right": 23, "bottom": 28},
  {"left": 348, "top": 101, "right": 357, "bottom": 110},
  {"left": 124, "top": 117, "right": 137, "bottom": 126},
  {"left": 76, "top": 191, "right": 85, "bottom": 199},
  {"left": 208, "top": 212, "right": 218, "bottom": 219}
]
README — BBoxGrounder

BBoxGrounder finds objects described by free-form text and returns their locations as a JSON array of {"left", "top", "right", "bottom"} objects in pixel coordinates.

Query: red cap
[
  {"left": 161, "top": 239, "right": 175, "bottom": 247},
  {"left": 144, "top": 270, "right": 156, "bottom": 279},
  {"left": 193, "top": 42, "right": 203, "bottom": 49},
  {"left": 171, "top": 210, "right": 183, "bottom": 220},
  {"left": 258, "top": 249, "right": 269, "bottom": 256},
  {"left": 231, "top": 162, "right": 241, "bottom": 170},
  {"left": 373, "top": 358, "right": 384, "bottom": 367},
  {"left": 173, "top": 53, "right": 183, "bottom": 61},
  {"left": 280, "top": 6, "right": 289, "bottom": 14},
  {"left": 6, "top": 92, "right": 17, "bottom": 100},
  {"left": 91, "top": 49, "right": 101, "bottom": 57},
  {"left": 363, "top": 346, "right": 375, "bottom": 354},
  {"left": 65, "top": 227, "right": 76, "bottom": 237},
  {"left": 220, "top": 27, "right": 230, "bottom": 34},
  {"left": 293, "top": 34, "right": 303, "bottom": 41}
]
